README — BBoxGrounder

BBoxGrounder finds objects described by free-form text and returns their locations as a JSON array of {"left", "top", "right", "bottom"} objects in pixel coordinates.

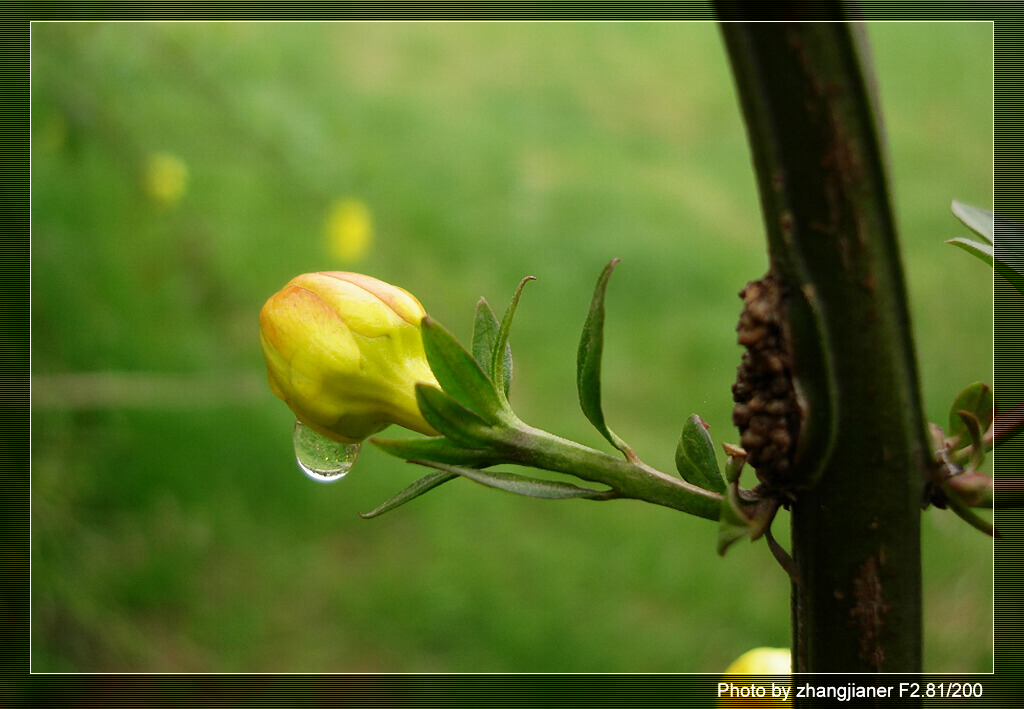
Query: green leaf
[
  {"left": 415, "top": 460, "right": 617, "bottom": 501},
  {"left": 674, "top": 414, "right": 725, "bottom": 494},
  {"left": 415, "top": 384, "right": 496, "bottom": 448},
  {"left": 421, "top": 316, "right": 505, "bottom": 423},
  {"left": 492, "top": 276, "right": 536, "bottom": 401},
  {"left": 946, "top": 237, "right": 993, "bottom": 266},
  {"left": 716, "top": 483, "right": 779, "bottom": 555},
  {"left": 576, "top": 258, "right": 634, "bottom": 460},
  {"left": 951, "top": 200, "right": 993, "bottom": 244},
  {"left": 953, "top": 200, "right": 1024, "bottom": 296},
  {"left": 948, "top": 382, "right": 993, "bottom": 443},
  {"left": 370, "top": 435, "right": 501, "bottom": 467},
  {"left": 472, "top": 297, "right": 512, "bottom": 397},
  {"left": 358, "top": 470, "right": 458, "bottom": 519}
]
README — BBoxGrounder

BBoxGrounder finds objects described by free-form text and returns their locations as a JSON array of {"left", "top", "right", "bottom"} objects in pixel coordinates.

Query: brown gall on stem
[{"left": 731, "top": 272, "right": 802, "bottom": 495}]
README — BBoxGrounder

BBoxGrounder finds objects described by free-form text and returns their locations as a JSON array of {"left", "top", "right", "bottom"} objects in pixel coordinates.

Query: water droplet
[{"left": 293, "top": 420, "right": 360, "bottom": 483}]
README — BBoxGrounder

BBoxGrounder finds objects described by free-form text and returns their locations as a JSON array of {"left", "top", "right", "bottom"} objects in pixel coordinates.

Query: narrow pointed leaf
[
  {"left": 674, "top": 414, "right": 725, "bottom": 494},
  {"left": 370, "top": 435, "right": 501, "bottom": 467},
  {"left": 472, "top": 297, "right": 512, "bottom": 397},
  {"left": 415, "top": 384, "right": 496, "bottom": 448},
  {"left": 951, "top": 200, "right": 993, "bottom": 244},
  {"left": 358, "top": 470, "right": 458, "bottom": 519},
  {"left": 421, "top": 316, "right": 504, "bottom": 422},
  {"left": 577, "top": 258, "right": 634, "bottom": 459},
  {"left": 491, "top": 276, "right": 535, "bottom": 400},
  {"left": 415, "top": 460, "right": 617, "bottom": 501},
  {"left": 946, "top": 237, "right": 993, "bottom": 266}
]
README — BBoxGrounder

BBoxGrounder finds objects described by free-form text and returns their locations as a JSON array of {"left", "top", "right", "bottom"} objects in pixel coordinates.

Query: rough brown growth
[{"left": 731, "top": 272, "right": 801, "bottom": 491}]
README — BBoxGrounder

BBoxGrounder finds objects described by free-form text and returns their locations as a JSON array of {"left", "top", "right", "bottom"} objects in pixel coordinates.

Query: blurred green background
[{"left": 31, "top": 22, "right": 992, "bottom": 672}]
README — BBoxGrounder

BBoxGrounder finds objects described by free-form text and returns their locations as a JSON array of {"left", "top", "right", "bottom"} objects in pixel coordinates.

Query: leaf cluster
[{"left": 366, "top": 261, "right": 726, "bottom": 523}]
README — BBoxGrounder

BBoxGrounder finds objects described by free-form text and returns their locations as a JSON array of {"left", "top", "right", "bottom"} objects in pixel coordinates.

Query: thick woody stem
[{"left": 716, "top": 10, "right": 932, "bottom": 679}]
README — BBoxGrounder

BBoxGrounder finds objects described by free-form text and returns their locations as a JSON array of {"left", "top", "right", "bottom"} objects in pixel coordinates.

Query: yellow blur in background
[
  {"left": 143, "top": 152, "right": 189, "bottom": 208},
  {"left": 326, "top": 197, "right": 373, "bottom": 262}
]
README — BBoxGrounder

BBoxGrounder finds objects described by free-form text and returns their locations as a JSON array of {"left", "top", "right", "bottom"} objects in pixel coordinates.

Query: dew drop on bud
[{"left": 293, "top": 420, "right": 360, "bottom": 482}]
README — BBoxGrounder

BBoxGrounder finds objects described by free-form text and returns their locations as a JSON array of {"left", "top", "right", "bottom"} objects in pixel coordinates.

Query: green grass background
[{"left": 31, "top": 22, "right": 992, "bottom": 672}]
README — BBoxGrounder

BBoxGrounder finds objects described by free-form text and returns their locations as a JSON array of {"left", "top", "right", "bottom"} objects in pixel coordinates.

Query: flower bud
[{"left": 259, "top": 271, "right": 440, "bottom": 443}]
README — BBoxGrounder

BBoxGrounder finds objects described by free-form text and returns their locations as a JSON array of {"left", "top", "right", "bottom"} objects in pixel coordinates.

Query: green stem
[
  {"left": 717, "top": 12, "right": 931, "bottom": 676},
  {"left": 496, "top": 422, "right": 722, "bottom": 521},
  {"left": 943, "top": 489, "right": 996, "bottom": 538}
]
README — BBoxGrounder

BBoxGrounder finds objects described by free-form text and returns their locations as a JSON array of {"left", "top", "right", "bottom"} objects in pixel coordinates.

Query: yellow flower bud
[{"left": 259, "top": 271, "right": 440, "bottom": 443}]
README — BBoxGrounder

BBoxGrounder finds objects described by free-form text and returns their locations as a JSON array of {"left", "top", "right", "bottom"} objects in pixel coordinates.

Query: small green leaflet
[
  {"left": 675, "top": 414, "right": 726, "bottom": 494},
  {"left": 421, "top": 316, "right": 505, "bottom": 424},
  {"left": 472, "top": 298, "right": 513, "bottom": 398}
]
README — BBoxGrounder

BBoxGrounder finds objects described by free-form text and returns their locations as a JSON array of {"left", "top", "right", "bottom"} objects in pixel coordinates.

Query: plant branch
[{"left": 496, "top": 422, "right": 723, "bottom": 521}]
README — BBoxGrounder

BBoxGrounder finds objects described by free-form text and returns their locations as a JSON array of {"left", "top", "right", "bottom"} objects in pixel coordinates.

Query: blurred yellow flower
[
  {"left": 326, "top": 198, "right": 373, "bottom": 262},
  {"left": 718, "top": 647, "right": 791, "bottom": 708},
  {"left": 143, "top": 152, "right": 188, "bottom": 208},
  {"left": 259, "top": 271, "right": 440, "bottom": 444}
]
